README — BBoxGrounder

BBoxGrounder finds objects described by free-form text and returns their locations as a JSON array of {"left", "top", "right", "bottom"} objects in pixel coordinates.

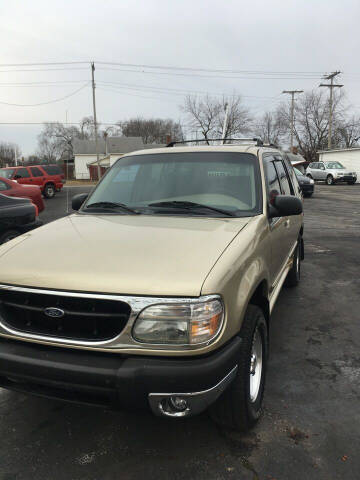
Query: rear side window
[
  {"left": 42, "top": 165, "right": 61, "bottom": 175},
  {"left": 30, "top": 167, "right": 43, "bottom": 177},
  {"left": 16, "top": 168, "right": 30, "bottom": 178}
]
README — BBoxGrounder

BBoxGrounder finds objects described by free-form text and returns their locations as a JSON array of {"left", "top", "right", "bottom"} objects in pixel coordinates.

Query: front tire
[
  {"left": 43, "top": 183, "right": 56, "bottom": 198},
  {"left": 210, "top": 305, "right": 268, "bottom": 432},
  {"left": 326, "top": 175, "right": 334, "bottom": 185}
]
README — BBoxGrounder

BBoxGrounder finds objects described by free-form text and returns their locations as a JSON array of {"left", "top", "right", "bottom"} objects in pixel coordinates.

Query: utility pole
[
  {"left": 221, "top": 103, "right": 229, "bottom": 144},
  {"left": 282, "top": 90, "right": 303, "bottom": 151},
  {"left": 91, "top": 62, "right": 101, "bottom": 180},
  {"left": 319, "top": 71, "right": 343, "bottom": 149}
]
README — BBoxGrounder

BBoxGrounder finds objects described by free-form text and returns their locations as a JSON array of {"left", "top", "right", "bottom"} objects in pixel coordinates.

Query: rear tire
[
  {"left": 285, "top": 240, "right": 301, "bottom": 287},
  {"left": 43, "top": 183, "right": 56, "bottom": 198},
  {"left": 210, "top": 305, "right": 268, "bottom": 432},
  {"left": 326, "top": 175, "right": 334, "bottom": 185},
  {"left": 0, "top": 229, "right": 19, "bottom": 244}
]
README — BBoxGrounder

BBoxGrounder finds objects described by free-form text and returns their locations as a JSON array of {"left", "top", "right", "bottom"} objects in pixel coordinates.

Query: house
[
  {"left": 73, "top": 136, "right": 144, "bottom": 180},
  {"left": 317, "top": 148, "right": 360, "bottom": 182}
]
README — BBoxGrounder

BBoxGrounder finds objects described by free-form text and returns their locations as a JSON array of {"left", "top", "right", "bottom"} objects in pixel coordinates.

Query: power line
[{"left": 0, "top": 83, "right": 89, "bottom": 106}]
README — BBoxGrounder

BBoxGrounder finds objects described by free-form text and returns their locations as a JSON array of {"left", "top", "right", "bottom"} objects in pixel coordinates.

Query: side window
[
  {"left": 319, "top": 163, "right": 325, "bottom": 170},
  {"left": 0, "top": 180, "right": 9, "bottom": 191},
  {"left": 274, "top": 160, "right": 293, "bottom": 196},
  {"left": 264, "top": 158, "right": 281, "bottom": 205},
  {"left": 15, "top": 167, "right": 30, "bottom": 178},
  {"left": 30, "top": 167, "right": 43, "bottom": 177}
]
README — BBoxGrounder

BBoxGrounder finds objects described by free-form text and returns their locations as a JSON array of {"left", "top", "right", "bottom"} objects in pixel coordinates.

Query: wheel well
[{"left": 249, "top": 280, "right": 270, "bottom": 328}]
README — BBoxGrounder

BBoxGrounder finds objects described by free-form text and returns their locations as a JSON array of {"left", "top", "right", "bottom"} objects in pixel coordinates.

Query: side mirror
[
  {"left": 72, "top": 193, "right": 88, "bottom": 211},
  {"left": 13, "top": 175, "right": 21, "bottom": 180},
  {"left": 269, "top": 195, "right": 303, "bottom": 218}
]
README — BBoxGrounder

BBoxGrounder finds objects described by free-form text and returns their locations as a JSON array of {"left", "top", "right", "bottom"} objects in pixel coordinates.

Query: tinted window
[
  {"left": 15, "top": 168, "right": 30, "bottom": 178},
  {"left": 42, "top": 165, "right": 61, "bottom": 175},
  {"left": 274, "top": 160, "right": 293, "bottom": 195},
  {"left": 0, "top": 168, "right": 15, "bottom": 179},
  {"left": 85, "top": 152, "right": 262, "bottom": 217},
  {"left": 264, "top": 159, "right": 281, "bottom": 205},
  {"left": 30, "top": 167, "right": 43, "bottom": 177},
  {"left": 0, "top": 180, "right": 9, "bottom": 191}
]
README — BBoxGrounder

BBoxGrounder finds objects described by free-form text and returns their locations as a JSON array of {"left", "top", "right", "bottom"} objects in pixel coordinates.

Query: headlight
[
  {"left": 132, "top": 298, "right": 224, "bottom": 345},
  {"left": 309, "top": 179, "right": 314, "bottom": 184}
]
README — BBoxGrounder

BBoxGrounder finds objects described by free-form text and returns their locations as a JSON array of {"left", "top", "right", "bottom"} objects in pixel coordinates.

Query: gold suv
[{"left": 0, "top": 140, "right": 303, "bottom": 431}]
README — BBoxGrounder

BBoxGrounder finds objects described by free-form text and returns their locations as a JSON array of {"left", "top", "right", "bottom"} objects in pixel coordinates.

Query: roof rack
[{"left": 166, "top": 138, "right": 265, "bottom": 147}]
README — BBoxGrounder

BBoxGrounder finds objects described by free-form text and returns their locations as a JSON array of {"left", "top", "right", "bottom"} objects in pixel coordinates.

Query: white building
[
  {"left": 317, "top": 148, "right": 360, "bottom": 182},
  {"left": 73, "top": 137, "right": 144, "bottom": 180}
]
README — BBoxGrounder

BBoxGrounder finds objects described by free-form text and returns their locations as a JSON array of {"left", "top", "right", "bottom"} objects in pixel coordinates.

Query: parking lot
[{"left": 1, "top": 184, "right": 359, "bottom": 480}]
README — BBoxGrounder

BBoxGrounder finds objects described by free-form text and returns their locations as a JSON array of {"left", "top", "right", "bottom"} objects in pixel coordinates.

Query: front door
[
  {"left": 13, "top": 167, "right": 31, "bottom": 185},
  {"left": 263, "top": 155, "right": 298, "bottom": 287}
]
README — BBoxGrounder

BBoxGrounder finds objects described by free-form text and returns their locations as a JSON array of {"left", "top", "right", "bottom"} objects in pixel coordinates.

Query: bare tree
[
  {"left": 79, "top": 116, "right": 101, "bottom": 139},
  {"left": 0, "top": 142, "right": 21, "bottom": 167},
  {"left": 335, "top": 115, "right": 360, "bottom": 148},
  {"left": 255, "top": 109, "right": 286, "bottom": 145},
  {"left": 182, "top": 95, "right": 252, "bottom": 143},
  {"left": 216, "top": 96, "right": 252, "bottom": 140},
  {"left": 118, "top": 117, "right": 183, "bottom": 144},
  {"left": 278, "top": 89, "right": 345, "bottom": 161},
  {"left": 182, "top": 95, "right": 221, "bottom": 143},
  {"left": 37, "top": 122, "right": 81, "bottom": 162}
]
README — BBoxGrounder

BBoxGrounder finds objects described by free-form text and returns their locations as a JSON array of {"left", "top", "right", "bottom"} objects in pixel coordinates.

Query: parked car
[
  {"left": 306, "top": 161, "right": 357, "bottom": 185},
  {"left": 0, "top": 165, "right": 65, "bottom": 198},
  {"left": 0, "top": 193, "right": 42, "bottom": 244},
  {"left": 0, "top": 177, "right": 45, "bottom": 213},
  {"left": 294, "top": 167, "right": 315, "bottom": 197},
  {"left": 0, "top": 142, "right": 303, "bottom": 432}
]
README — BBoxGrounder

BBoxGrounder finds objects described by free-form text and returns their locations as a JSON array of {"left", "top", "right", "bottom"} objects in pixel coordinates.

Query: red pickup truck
[{"left": 0, "top": 165, "right": 65, "bottom": 198}]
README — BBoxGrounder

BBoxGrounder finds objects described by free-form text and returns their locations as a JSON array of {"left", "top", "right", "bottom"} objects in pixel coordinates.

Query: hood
[
  {"left": 0, "top": 214, "right": 251, "bottom": 296},
  {"left": 297, "top": 174, "right": 310, "bottom": 184}
]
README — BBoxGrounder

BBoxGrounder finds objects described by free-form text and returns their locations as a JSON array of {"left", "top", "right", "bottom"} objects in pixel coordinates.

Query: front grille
[{"left": 0, "top": 289, "right": 131, "bottom": 342}]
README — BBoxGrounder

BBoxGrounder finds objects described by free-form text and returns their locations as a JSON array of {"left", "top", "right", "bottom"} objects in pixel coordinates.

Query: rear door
[{"left": 29, "top": 166, "right": 45, "bottom": 187}]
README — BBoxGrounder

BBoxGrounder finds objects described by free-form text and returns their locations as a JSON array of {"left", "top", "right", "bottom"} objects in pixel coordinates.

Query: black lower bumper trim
[{"left": 0, "top": 336, "right": 241, "bottom": 410}]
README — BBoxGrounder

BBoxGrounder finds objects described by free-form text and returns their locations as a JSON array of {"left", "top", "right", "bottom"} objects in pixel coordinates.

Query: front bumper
[
  {"left": 0, "top": 336, "right": 241, "bottom": 416},
  {"left": 300, "top": 183, "right": 314, "bottom": 194},
  {"left": 334, "top": 175, "right": 357, "bottom": 183}
]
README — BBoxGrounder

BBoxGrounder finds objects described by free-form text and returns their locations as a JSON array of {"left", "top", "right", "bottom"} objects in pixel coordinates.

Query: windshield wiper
[
  {"left": 147, "top": 201, "right": 236, "bottom": 217},
  {"left": 85, "top": 201, "right": 140, "bottom": 215}
]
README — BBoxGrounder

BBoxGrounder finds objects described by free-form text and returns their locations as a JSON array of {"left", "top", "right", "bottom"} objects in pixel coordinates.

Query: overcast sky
[{"left": 1, "top": 0, "right": 360, "bottom": 156}]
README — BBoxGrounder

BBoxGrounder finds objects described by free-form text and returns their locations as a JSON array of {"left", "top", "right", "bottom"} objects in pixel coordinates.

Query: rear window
[{"left": 42, "top": 165, "right": 62, "bottom": 175}]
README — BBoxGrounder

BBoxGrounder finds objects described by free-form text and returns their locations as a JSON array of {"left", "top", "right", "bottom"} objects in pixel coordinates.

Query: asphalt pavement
[{"left": 1, "top": 184, "right": 359, "bottom": 480}]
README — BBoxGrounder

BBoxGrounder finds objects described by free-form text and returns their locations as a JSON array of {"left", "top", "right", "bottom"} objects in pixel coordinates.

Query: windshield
[
  {"left": 84, "top": 152, "right": 262, "bottom": 217},
  {"left": 325, "top": 161, "right": 345, "bottom": 169},
  {"left": 0, "top": 168, "right": 15, "bottom": 179}
]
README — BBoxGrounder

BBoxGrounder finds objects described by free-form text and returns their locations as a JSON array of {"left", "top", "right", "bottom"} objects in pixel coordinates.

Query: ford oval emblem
[{"left": 44, "top": 307, "right": 65, "bottom": 318}]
